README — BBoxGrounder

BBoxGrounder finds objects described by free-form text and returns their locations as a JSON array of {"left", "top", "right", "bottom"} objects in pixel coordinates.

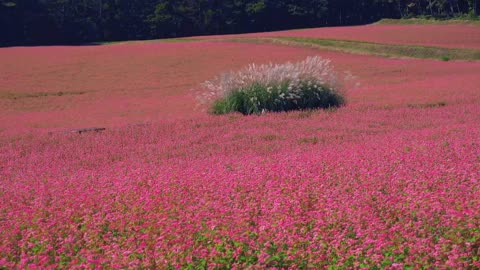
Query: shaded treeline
[{"left": 0, "top": 0, "right": 478, "bottom": 46}]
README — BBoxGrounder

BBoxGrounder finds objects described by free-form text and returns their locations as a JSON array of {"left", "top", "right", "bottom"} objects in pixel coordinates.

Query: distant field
[
  {"left": 202, "top": 23, "right": 480, "bottom": 50},
  {"left": 1, "top": 41, "right": 479, "bottom": 135},
  {"left": 1, "top": 23, "right": 480, "bottom": 269},
  {"left": 0, "top": 42, "right": 317, "bottom": 133}
]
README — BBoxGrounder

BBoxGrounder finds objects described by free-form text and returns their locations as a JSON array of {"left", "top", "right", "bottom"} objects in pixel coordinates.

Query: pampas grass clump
[{"left": 199, "top": 56, "right": 347, "bottom": 115}]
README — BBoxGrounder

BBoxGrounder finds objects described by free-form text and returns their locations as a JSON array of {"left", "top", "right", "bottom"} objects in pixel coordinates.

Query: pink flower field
[
  {"left": 2, "top": 41, "right": 479, "bottom": 135},
  {"left": 1, "top": 25, "right": 480, "bottom": 268}
]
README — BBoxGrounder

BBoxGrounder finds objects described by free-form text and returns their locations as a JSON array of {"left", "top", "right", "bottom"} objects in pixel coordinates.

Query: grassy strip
[
  {"left": 376, "top": 18, "right": 480, "bottom": 26},
  {"left": 226, "top": 37, "right": 480, "bottom": 61},
  {"left": 407, "top": 101, "right": 447, "bottom": 109},
  {"left": 0, "top": 91, "right": 87, "bottom": 100}
]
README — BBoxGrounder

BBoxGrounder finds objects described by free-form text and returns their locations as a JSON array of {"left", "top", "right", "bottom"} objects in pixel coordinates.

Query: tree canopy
[{"left": 0, "top": 0, "right": 478, "bottom": 46}]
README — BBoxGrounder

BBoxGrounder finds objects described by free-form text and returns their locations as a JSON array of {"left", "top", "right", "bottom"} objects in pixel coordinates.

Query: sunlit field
[{"left": 1, "top": 23, "right": 480, "bottom": 268}]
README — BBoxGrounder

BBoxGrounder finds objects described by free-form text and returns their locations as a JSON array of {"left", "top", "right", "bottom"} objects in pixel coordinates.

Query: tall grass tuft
[{"left": 198, "top": 56, "right": 348, "bottom": 115}]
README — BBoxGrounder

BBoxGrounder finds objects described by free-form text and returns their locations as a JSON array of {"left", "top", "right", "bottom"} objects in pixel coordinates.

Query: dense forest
[{"left": 1, "top": 0, "right": 478, "bottom": 46}]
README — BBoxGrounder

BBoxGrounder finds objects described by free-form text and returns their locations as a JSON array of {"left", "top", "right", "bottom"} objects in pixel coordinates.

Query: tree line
[{"left": 1, "top": 0, "right": 478, "bottom": 46}]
